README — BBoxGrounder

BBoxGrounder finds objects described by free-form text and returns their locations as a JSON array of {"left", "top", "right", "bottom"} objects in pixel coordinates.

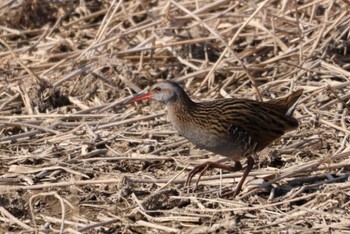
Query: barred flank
[{"left": 173, "top": 89, "right": 303, "bottom": 152}]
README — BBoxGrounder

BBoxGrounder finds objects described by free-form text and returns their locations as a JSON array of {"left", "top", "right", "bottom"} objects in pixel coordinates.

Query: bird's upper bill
[{"left": 127, "top": 93, "right": 152, "bottom": 103}]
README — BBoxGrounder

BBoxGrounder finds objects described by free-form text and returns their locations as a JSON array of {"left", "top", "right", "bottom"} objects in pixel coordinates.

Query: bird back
[{"left": 262, "top": 89, "right": 303, "bottom": 116}]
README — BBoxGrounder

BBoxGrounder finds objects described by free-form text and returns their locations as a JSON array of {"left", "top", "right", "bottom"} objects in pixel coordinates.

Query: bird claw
[
  {"left": 185, "top": 163, "right": 210, "bottom": 188},
  {"left": 220, "top": 189, "right": 240, "bottom": 198}
]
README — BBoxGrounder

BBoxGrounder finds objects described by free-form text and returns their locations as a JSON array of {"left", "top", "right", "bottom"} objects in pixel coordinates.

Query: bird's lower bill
[{"left": 128, "top": 93, "right": 152, "bottom": 103}]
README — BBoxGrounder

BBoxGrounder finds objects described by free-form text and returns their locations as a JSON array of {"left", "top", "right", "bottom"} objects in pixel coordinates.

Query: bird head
[{"left": 127, "top": 81, "right": 180, "bottom": 105}]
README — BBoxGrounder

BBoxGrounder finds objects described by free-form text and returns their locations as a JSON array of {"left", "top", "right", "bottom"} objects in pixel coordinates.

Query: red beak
[{"left": 127, "top": 93, "right": 152, "bottom": 103}]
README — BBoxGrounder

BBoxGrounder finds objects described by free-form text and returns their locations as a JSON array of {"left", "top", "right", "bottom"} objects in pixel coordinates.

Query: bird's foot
[
  {"left": 220, "top": 189, "right": 241, "bottom": 198},
  {"left": 185, "top": 162, "right": 211, "bottom": 188},
  {"left": 185, "top": 161, "right": 243, "bottom": 189}
]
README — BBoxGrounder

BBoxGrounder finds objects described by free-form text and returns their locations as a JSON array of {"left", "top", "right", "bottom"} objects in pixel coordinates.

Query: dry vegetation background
[{"left": 0, "top": 0, "right": 350, "bottom": 233}]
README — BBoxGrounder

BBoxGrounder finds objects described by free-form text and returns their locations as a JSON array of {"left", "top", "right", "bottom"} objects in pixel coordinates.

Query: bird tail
[
  {"left": 285, "top": 90, "right": 303, "bottom": 116},
  {"left": 264, "top": 89, "right": 303, "bottom": 116}
]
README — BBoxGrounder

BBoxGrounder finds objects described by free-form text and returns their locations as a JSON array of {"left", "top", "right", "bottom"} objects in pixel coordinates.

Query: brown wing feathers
[{"left": 177, "top": 90, "right": 303, "bottom": 151}]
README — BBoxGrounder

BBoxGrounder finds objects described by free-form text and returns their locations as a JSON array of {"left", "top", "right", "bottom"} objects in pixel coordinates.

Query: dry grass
[{"left": 0, "top": 0, "right": 350, "bottom": 233}]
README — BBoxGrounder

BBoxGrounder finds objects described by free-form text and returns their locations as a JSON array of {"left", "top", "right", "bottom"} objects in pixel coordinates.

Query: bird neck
[{"left": 167, "top": 88, "right": 196, "bottom": 114}]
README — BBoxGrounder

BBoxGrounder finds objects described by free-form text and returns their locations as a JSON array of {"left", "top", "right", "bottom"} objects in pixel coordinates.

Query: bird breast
[{"left": 166, "top": 105, "right": 246, "bottom": 160}]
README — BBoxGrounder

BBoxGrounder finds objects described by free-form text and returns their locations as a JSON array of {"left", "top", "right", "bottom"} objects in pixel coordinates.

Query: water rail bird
[{"left": 128, "top": 80, "right": 303, "bottom": 197}]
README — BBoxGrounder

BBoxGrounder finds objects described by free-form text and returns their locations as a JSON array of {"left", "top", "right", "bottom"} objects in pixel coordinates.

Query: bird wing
[
  {"left": 261, "top": 89, "right": 303, "bottom": 116},
  {"left": 226, "top": 100, "right": 299, "bottom": 151},
  {"left": 197, "top": 99, "right": 298, "bottom": 151}
]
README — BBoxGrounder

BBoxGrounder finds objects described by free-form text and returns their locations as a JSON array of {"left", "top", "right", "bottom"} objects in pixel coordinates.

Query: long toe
[
  {"left": 221, "top": 189, "right": 241, "bottom": 199},
  {"left": 186, "top": 163, "right": 208, "bottom": 186}
]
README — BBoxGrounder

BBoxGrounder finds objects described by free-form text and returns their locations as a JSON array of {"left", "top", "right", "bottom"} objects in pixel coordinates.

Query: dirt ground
[{"left": 0, "top": 0, "right": 349, "bottom": 233}]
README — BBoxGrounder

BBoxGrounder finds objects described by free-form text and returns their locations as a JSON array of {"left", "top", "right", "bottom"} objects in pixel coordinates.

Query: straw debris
[{"left": 0, "top": 0, "right": 349, "bottom": 232}]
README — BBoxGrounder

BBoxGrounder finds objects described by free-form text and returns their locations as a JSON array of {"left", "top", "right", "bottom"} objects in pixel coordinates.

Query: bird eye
[{"left": 154, "top": 87, "right": 161, "bottom": 92}]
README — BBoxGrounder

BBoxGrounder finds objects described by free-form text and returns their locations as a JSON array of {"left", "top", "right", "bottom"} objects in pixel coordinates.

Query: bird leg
[
  {"left": 224, "top": 156, "right": 255, "bottom": 197},
  {"left": 186, "top": 161, "right": 243, "bottom": 188}
]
